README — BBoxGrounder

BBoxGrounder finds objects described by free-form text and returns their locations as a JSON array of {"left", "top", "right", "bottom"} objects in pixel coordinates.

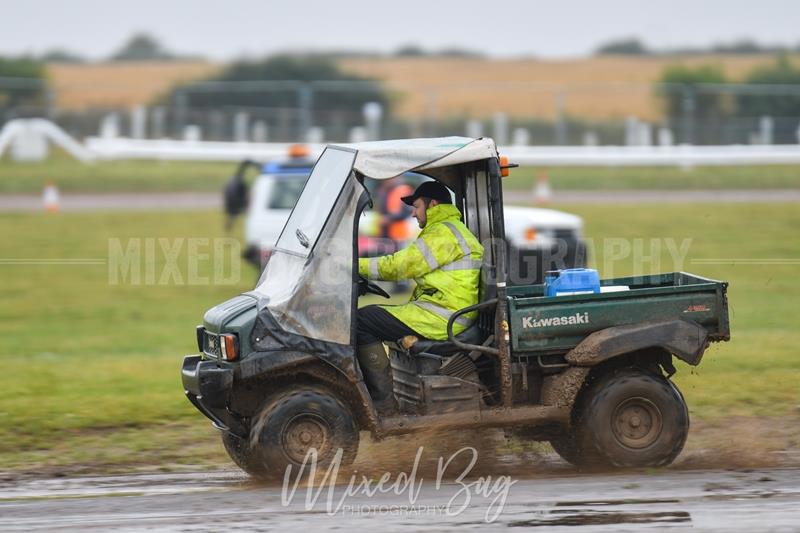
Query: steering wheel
[{"left": 357, "top": 275, "right": 391, "bottom": 299}]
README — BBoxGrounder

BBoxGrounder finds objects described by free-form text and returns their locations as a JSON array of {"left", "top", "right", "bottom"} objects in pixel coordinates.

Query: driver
[{"left": 356, "top": 181, "right": 484, "bottom": 413}]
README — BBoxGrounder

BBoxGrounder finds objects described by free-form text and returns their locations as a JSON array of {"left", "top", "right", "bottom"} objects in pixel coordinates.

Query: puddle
[
  {"left": 0, "top": 471, "right": 246, "bottom": 500},
  {"left": 555, "top": 498, "right": 681, "bottom": 507},
  {"left": 509, "top": 510, "right": 691, "bottom": 527}
]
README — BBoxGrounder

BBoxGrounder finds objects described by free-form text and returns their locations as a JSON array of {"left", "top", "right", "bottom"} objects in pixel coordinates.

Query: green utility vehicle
[{"left": 181, "top": 137, "right": 730, "bottom": 475}]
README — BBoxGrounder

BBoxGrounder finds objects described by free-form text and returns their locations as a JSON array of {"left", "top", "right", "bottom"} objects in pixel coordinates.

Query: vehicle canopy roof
[{"left": 335, "top": 136, "right": 498, "bottom": 181}]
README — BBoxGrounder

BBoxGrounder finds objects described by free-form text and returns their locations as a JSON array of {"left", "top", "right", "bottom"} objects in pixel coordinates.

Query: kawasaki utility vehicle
[{"left": 182, "top": 137, "right": 730, "bottom": 475}]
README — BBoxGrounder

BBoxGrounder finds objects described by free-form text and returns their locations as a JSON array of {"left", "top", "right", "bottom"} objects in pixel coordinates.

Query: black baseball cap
[{"left": 401, "top": 181, "right": 453, "bottom": 206}]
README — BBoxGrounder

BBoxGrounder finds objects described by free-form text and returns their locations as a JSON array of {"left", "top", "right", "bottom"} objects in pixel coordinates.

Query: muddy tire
[
  {"left": 248, "top": 387, "right": 359, "bottom": 478},
  {"left": 549, "top": 432, "right": 585, "bottom": 467},
  {"left": 579, "top": 368, "right": 689, "bottom": 468},
  {"left": 549, "top": 425, "right": 606, "bottom": 468},
  {"left": 221, "top": 430, "right": 267, "bottom": 477}
]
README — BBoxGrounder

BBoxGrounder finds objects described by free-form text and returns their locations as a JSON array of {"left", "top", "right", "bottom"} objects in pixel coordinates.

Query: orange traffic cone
[
  {"left": 533, "top": 171, "right": 552, "bottom": 205},
  {"left": 43, "top": 181, "right": 60, "bottom": 213}
]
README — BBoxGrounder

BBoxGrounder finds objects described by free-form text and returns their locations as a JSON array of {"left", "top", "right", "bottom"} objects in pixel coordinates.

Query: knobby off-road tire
[
  {"left": 575, "top": 368, "right": 689, "bottom": 468},
  {"left": 548, "top": 432, "right": 586, "bottom": 467},
  {"left": 245, "top": 387, "right": 359, "bottom": 479},
  {"left": 221, "top": 430, "right": 267, "bottom": 477}
]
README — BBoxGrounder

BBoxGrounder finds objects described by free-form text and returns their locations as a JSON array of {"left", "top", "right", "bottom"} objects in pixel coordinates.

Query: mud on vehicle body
[{"left": 182, "top": 137, "right": 730, "bottom": 477}]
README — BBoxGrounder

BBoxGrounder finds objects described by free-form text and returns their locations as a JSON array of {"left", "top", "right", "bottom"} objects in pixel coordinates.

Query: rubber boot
[{"left": 357, "top": 342, "right": 398, "bottom": 416}]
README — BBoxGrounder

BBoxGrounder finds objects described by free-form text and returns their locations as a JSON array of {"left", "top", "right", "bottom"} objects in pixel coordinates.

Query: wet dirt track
[{"left": 1, "top": 467, "right": 798, "bottom": 531}]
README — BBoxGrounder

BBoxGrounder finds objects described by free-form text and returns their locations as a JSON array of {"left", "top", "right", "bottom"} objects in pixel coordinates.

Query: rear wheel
[
  {"left": 578, "top": 368, "right": 689, "bottom": 468},
  {"left": 247, "top": 387, "right": 360, "bottom": 478}
]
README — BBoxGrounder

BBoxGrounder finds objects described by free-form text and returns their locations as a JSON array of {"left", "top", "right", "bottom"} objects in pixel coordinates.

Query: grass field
[
  {"left": 0, "top": 157, "right": 234, "bottom": 194},
  {"left": 0, "top": 203, "right": 798, "bottom": 475},
  {"left": 2, "top": 156, "right": 800, "bottom": 193}
]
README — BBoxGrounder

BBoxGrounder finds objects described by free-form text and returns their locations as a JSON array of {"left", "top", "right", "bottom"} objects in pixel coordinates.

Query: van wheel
[
  {"left": 221, "top": 430, "right": 267, "bottom": 477},
  {"left": 579, "top": 368, "right": 689, "bottom": 468},
  {"left": 248, "top": 387, "right": 359, "bottom": 478}
]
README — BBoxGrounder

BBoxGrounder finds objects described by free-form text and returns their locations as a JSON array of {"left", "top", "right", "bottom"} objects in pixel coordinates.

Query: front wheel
[
  {"left": 549, "top": 432, "right": 585, "bottom": 467},
  {"left": 578, "top": 368, "right": 689, "bottom": 468},
  {"left": 221, "top": 430, "right": 267, "bottom": 477},
  {"left": 247, "top": 387, "right": 360, "bottom": 478}
]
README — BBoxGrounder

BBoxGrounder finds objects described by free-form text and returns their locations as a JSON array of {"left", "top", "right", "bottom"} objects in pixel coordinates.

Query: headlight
[
  {"left": 220, "top": 333, "right": 239, "bottom": 361},
  {"left": 201, "top": 330, "right": 239, "bottom": 361}
]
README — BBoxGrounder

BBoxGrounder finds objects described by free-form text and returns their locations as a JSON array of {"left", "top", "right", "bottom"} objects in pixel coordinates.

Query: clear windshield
[
  {"left": 273, "top": 147, "right": 357, "bottom": 257},
  {"left": 253, "top": 147, "right": 361, "bottom": 345}
]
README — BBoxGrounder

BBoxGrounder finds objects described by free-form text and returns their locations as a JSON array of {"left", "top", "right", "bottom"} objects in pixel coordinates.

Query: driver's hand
[{"left": 357, "top": 276, "right": 368, "bottom": 297}]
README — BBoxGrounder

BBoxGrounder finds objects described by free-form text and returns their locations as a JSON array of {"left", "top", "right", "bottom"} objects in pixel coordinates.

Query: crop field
[
  {"left": 0, "top": 202, "right": 797, "bottom": 475},
  {"left": 2, "top": 156, "right": 800, "bottom": 194},
  {"left": 47, "top": 55, "right": 792, "bottom": 120},
  {"left": 340, "top": 55, "right": 793, "bottom": 120},
  {"left": 48, "top": 62, "right": 221, "bottom": 110}
]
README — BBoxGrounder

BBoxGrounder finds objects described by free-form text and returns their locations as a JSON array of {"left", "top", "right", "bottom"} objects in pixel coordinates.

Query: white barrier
[
  {"left": 3, "top": 118, "right": 800, "bottom": 167},
  {"left": 501, "top": 144, "right": 800, "bottom": 166},
  {"left": 85, "top": 136, "right": 324, "bottom": 162},
  {"left": 86, "top": 136, "right": 800, "bottom": 167}
]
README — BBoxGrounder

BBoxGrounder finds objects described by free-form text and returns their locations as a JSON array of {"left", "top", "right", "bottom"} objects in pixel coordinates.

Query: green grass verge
[
  {"left": 0, "top": 204, "right": 798, "bottom": 474},
  {"left": 1, "top": 155, "right": 799, "bottom": 193},
  {"left": 0, "top": 211, "right": 256, "bottom": 473},
  {"left": 0, "top": 155, "right": 234, "bottom": 193},
  {"left": 559, "top": 202, "right": 800, "bottom": 420}
]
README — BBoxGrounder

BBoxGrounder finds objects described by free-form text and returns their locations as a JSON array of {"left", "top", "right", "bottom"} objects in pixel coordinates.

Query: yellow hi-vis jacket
[{"left": 358, "top": 203, "right": 484, "bottom": 340}]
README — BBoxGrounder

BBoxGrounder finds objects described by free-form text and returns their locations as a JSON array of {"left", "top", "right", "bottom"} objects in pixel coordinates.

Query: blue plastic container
[{"left": 545, "top": 268, "right": 601, "bottom": 297}]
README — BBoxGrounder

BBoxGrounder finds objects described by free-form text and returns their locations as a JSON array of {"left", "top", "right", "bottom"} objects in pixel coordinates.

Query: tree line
[{"left": 596, "top": 37, "right": 800, "bottom": 57}]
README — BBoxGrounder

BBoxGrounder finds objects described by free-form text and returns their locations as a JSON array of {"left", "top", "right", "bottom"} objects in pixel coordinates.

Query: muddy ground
[
  {"left": 4, "top": 413, "right": 798, "bottom": 482},
  {"left": 1, "top": 419, "right": 799, "bottom": 531},
  {"left": 1, "top": 465, "right": 798, "bottom": 531}
]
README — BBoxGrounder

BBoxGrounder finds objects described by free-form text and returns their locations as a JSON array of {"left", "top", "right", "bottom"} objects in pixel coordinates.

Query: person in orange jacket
[{"left": 377, "top": 177, "right": 413, "bottom": 248}]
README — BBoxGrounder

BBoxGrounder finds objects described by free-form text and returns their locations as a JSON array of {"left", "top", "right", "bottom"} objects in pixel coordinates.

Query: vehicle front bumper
[{"left": 181, "top": 355, "right": 246, "bottom": 436}]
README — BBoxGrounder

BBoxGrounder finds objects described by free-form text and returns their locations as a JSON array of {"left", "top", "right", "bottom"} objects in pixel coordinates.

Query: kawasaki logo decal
[{"left": 522, "top": 312, "right": 589, "bottom": 329}]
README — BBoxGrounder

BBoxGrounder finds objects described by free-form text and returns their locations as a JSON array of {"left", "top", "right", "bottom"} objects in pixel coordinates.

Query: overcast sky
[{"left": 2, "top": 0, "right": 799, "bottom": 60}]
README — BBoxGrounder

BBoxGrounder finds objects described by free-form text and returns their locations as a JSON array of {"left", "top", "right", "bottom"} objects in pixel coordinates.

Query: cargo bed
[{"left": 507, "top": 272, "right": 730, "bottom": 354}]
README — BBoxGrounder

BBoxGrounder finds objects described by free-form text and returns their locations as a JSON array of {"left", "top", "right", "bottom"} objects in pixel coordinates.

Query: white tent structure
[{"left": 0, "top": 119, "right": 96, "bottom": 163}]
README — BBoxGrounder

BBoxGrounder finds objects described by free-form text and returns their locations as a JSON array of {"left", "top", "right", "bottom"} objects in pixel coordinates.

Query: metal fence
[{"left": 2, "top": 78, "right": 800, "bottom": 146}]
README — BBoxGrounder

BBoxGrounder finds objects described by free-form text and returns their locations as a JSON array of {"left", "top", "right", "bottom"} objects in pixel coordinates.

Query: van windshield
[{"left": 268, "top": 176, "right": 308, "bottom": 209}]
